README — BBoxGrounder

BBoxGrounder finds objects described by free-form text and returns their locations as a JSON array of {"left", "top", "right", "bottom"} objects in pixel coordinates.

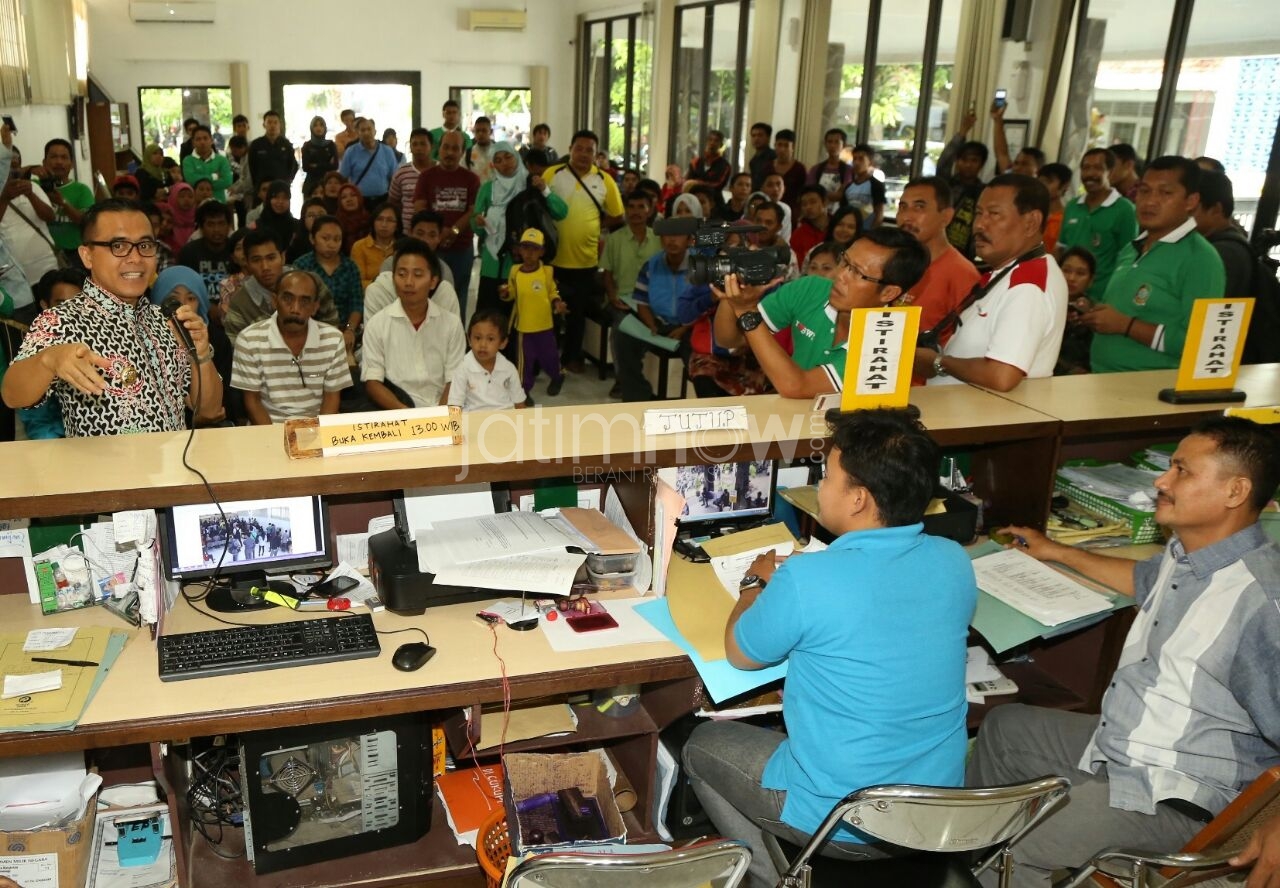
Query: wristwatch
[
  {"left": 739, "top": 573, "right": 765, "bottom": 591},
  {"left": 193, "top": 345, "right": 215, "bottom": 366},
  {"left": 736, "top": 311, "right": 764, "bottom": 333},
  {"left": 932, "top": 351, "right": 948, "bottom": 378}
]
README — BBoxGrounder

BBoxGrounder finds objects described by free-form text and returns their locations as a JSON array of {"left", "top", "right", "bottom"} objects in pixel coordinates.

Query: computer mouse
[{"left": 392, "top": 642, "right": 437, "bottom": 672}]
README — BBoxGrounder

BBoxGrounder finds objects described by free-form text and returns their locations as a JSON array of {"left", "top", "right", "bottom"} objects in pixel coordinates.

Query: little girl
[{"left": 447, "top": 312, "right": 526, "bottom": 411}]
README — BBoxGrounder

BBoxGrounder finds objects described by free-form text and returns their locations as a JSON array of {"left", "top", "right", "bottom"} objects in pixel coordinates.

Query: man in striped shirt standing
[
  {"left": 231, "top": 270, "right": 351, "bottom": 424},
  {"left": 971, "top": 416, "right": 1280, "bottom": 887}
]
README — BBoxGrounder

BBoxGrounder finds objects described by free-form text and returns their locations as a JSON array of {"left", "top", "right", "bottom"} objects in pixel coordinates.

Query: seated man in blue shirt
[
  {"left": 684, "top": 409, "right": 978, "bottom": 888},
  {"left": 978, "top": 416, "right": 1280, "bottom": 887},
  {"left": 613, "top": 230, "right": 711, "bottom": 402}
]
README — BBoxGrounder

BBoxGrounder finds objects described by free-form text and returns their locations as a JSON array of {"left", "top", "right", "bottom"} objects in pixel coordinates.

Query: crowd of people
[
  {"left": 0, "top": 97, "right": 1262, "bottom": 438},
  {"left": 0, "top": 90, "right": 1276, "bottom": 888}
]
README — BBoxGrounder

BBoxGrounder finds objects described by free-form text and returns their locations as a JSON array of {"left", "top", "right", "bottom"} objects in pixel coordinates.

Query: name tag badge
[{"left": 1133, "top": 284, "right": 1151, "bottom": 307}]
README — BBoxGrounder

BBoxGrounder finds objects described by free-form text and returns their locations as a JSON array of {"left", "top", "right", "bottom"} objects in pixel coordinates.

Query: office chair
[
  {"left": 505, "top": 837, "right": 751, "bottom": 887},
  {"left": 765, "top": 775, "right": 1071, "bottom": 888},
  {"left": 1054, "top": 765, "right": 1280, "bottom": 888}
]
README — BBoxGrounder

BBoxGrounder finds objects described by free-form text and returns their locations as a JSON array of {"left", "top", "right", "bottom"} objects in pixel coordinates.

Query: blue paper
[{"left": 635, "top": 598, "right": 787, "bottom": 703}]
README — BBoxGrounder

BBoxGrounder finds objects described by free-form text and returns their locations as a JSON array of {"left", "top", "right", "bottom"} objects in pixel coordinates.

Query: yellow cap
[{"left": 519, "top": 228, "right": 545, "bottom": 247}]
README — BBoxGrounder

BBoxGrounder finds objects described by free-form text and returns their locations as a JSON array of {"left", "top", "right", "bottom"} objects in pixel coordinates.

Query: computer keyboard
[{"left": 158, "top": 614, "right": 381, "bottom": 681}]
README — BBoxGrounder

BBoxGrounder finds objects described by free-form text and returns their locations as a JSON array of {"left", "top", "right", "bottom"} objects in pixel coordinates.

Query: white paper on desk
[
  {"left": 606, "top": 485, "right": 652, "bottom": 595},
  {"left": 435, "top": 550, "right": 586, "bottom": 596},
  {"left": 88, "top": 803, "right": 175, "bottom": 888},
  {"left": 540, "top": 598, "right": 668, "bottom": 652},
  {"left": 110, "top": 510, "right": 154, "bottom": 546},
  {"left": 0, "top": 854, "right": 57, "bottom": 888},
  {"left": 2, "top": 670, "right": 62, "bottom": 700},
  {"left": 799, "top": 537, "right": 828, "bottom": 554},
  {"left": 417, "top": 511, "right": 574, "bottom": 573},
  {"left": 368, "top": 514, "right": 396, "bottom": 535},
  {"left": 336, "top": 532, "right": 371, "bottom": 569},
  {"left": 23, "top": 627, "right": 77, "bottom": 651},
  {"left": 973, "top": 548, "right": 1113, "bottom": 627},
  {"left": 0, "top": 751, "right": 101, "bottom": 831},
  {"left": 82, "top": 521, "right": 142, "bottom": 594},
  {"left": 965, "top": 646, "right": 1004, "bottom": 684},
  {"left": 712, "top": 542, "right": 795, "bottom": 599},
  {"left": 0, "top": 522, "right": 39, "bottom": 604},
  {"left": 403, "top": 483, "right": 494, "bottom": 543}
]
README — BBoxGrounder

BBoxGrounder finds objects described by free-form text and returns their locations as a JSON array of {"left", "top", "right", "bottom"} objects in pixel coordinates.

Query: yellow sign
[
  {"left": 1173, "top": 298, "right": 1255, "bottom": 392},
  {"left": 840, "top": 305, "right": 921, "bottom": 412}
]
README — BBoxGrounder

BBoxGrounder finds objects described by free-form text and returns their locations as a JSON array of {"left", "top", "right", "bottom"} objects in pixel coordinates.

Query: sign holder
[
  {"left": 284, "top": 406, "right": 464, "bottom": 459},
  {"left": 1158, "top": 298, "right": 1254, "bottom": 404},
  {"left": 838, "top": 305, "right": 921, "bottom": 413}
]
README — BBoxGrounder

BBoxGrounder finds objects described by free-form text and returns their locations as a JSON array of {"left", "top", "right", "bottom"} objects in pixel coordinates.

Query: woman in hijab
[
  {"left": 670, "top": 193, "right": 704, "bottom": 219},
  {"left": 150, "top": 266, "right": 233, "bottom": 423},
  {"left": 334, "top": 184, "right": 370, "bottom": 254},
  {"left": 253, "top": 181, "right": 297, "bottom": 252},
  {"left": 472, "top": 142, "right": 532, "bottom": 315},
  {"left": 165, "top": 183, "right": 197, "bottom": 252},
  {"left": 301, "top": 116, "right": 338, "bottom": 198},
  {"left": 136, "top": 143, "right": 170, "bottom": 202}
]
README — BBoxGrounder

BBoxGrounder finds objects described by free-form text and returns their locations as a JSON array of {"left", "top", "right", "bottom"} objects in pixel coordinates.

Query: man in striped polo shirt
[{"left": 231, "top": 270, "right": 351, "bottom": 424}]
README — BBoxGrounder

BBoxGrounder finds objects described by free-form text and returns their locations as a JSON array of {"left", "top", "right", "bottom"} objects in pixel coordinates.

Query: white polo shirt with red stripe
[{"left": 929, "top": 253, "right": 1068, "bottom": 386}]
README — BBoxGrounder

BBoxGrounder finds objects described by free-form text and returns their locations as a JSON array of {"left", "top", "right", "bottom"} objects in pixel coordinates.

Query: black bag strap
[
  {"left": 922, "top": 244, "right": 1047, "bottom": 347},
  {"left": 351, "top": 144, "right": 381, "bottom": 187},
  {"left": 563, "top": 163, "right": 606, "bottom": 218},
  {"left": 8, "top": 200, "right": 57, "bottom": 252}
]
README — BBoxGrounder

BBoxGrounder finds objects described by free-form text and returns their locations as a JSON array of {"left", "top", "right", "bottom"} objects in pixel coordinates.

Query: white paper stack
[{"left": 972, "top": 548, "right": 1113, "bottom": 627}]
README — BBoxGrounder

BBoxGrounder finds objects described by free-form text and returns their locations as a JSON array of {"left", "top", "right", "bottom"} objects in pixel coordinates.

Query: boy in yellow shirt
[{"left": 502, "top": 229, "right": 568, "bottom": 397}]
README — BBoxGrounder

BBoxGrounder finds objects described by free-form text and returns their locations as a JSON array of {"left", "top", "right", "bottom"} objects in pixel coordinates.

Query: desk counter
[
  {"left": 0, "top": 387, "right": 1057, "bottom": 519},
  {"left": 0, "top": 593, "right": 692, "bottom": 757}
]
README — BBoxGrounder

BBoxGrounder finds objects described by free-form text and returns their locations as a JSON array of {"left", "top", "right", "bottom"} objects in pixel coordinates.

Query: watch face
[
  {"left": 737, "top": 311, "right": 763, "bottom": 332},
  {"left": 740, "top": 573, "right": 761, "bottom": 589}
]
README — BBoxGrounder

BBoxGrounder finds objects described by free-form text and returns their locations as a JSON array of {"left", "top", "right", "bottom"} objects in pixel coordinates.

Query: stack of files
[
  {"left": 1138, "top": 446, "right": 1173, "bottom": 470},
  {"left": 971, "top": 548, "right": 1114, "bottom": 627},
  {"left": 1056, "top": 464, "right": 1161, "bottom": 507},
  {"left": 1046, "top": 501, "right": 1132, "bottom": 548},
  {"left": 416, "top": 511, "right": 587, "bottom": 596}
]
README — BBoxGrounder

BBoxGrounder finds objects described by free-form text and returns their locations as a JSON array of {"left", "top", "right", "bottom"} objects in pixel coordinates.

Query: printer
[{"left": 367, "top": 493, "right": 493, "bottom": 615}]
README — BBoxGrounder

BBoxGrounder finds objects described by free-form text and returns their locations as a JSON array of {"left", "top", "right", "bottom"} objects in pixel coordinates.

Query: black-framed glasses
[
  {"left": 84, "top": 238, "right": 160, "bottom": 258},
  {"left": 837, "top": 251, "right": 885, "bottom": 284}
]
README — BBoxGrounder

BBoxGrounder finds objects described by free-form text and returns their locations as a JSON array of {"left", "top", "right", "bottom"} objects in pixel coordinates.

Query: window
[
  {"left": 669, "top": 0, "right": 755, "bottom": 169},
  {"left": 268, "top": 70, "right": 421, "bottom": 158},
  {"left": 449, "top": 87, "right": 532, "bottom": 146},
  {"left": 581, "top": 13, "right": 652, "bottom": 171},
  {"left": 821, "top": 0, "right": 872, "bottom": 145},
  {"left": 138, "top": 87, "right": 232, "bottom": 159}
]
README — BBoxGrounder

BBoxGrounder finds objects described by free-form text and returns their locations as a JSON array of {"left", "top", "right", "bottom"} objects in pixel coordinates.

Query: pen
[{"left": 29, "top": 657, "right": 100, "bottom": 668}]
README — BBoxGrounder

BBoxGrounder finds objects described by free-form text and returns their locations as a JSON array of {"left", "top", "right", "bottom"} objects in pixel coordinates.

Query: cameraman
[
  {"left": 713, "top": 228, "right": 928, "bottom": 398},
  {"left": 614, "top": 229, "right": 711, "bottom": 402}
]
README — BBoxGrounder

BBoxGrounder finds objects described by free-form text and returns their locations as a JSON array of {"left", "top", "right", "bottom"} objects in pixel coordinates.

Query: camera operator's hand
[{"left": 712, "top": 272, "right": 785, "bottom": 316}]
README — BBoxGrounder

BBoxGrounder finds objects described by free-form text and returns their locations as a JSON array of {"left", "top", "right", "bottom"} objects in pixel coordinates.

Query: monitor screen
[
  {"left": 658, "top": 460, "right": 776, "bottom": 525},
  {"left": 161, "top": 495, "right": 331, "bottom": 582}
]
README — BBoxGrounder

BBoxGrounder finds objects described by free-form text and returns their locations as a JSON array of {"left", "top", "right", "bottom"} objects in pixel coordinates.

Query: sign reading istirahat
[
  {"left": 1173, "top": 298, "right": 1255, "bottom": 392},
  {"left": 840, "top": 306, "right": 921, "bottom": 412}
]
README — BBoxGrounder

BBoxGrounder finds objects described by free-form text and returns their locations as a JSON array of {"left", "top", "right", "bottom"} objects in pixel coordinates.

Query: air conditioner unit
[
  {"left": 129, "top": 1, "right": 216, "bottom": 24},
  {"left": 465, "top": 9, "right": 527, "bottom": 31}
]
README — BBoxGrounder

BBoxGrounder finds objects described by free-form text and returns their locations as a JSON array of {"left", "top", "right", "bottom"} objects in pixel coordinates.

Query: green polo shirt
[
  {"left": 758, "top": 276, "right": 846, "bottom": 389},
  {"left": 601, "top": 226, "right": 661, "bottom": 306},
  {"left": 1089, "top": 218, "right": 1226, "bottom": 373},
  {"left": 181, "top": 151, "right": 233, "bottom": 202},
  {"left": 39, "top": 179, "right": 95, "bottom": 251},
  {"left": 1058, "top": 189, "right": 1138, "bottom": 301}
]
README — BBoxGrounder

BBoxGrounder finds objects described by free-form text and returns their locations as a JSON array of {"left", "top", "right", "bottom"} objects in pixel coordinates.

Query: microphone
[{"left": 160, "top": 296, "right": 197, "bottom": 355}]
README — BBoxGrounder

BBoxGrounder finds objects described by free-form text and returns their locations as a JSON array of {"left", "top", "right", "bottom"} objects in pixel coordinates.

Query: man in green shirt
[
  {"left": 711, "top": 227, "right": 929, "bottom": 398},
  {"left": 181, "top": 125, "right": 233, "bottom": 203},
  {"left": 35, "top": 138, "right": 95, "bottom": 256},
  {"left": 429, "top": 100, "right": 473, "bottom": 163},
  {"left": 1058, "top": 147, "right": 1138, "bottom": 301},
  {"left": 603, "top": 192, "right": 662, "bottom": 311},
  {"left": 1083, "top": 155, "right": 1225, "bottom": 373}
]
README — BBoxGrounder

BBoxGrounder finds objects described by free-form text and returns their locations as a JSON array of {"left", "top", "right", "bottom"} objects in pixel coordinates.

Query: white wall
[{"left": 82, "top": 0, "right": 580, "bottom": 155}]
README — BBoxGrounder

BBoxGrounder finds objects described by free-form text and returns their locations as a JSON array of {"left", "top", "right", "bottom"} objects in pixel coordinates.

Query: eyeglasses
[
  {"left": 837, "top": 251, "right": 885, "bottom": 284},
  {"left": 85, "top": 238, "right": 160, "bottom": 258},
  {"left": 290, "top": 356, "right": 321, "bottom": 389}
]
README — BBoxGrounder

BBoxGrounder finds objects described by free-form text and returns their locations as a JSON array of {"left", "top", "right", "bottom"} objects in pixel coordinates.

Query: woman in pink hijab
[{"left": 165, "top": 182, "right": 197, "bottom": 251}]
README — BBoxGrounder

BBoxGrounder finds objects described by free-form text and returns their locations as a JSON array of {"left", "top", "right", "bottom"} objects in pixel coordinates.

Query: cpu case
[{"left": 237, "top": 712, "right": 431, "bottom": 874}]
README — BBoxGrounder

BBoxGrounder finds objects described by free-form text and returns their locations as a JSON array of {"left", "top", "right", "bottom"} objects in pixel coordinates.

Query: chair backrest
[
  {"left": 834, "top": 777, "right": 1071, "bottom": 854},
  {"left": 505, "top": 837, "right": 752, "bottom": 888}
]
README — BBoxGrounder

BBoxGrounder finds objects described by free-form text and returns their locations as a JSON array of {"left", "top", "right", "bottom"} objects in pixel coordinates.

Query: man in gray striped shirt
[
  {"left": 231, "top": 270, "right": 351, "bottom": 424},
  {"left": 970, "top": 416, "right": 1280, "bottom": 887}
]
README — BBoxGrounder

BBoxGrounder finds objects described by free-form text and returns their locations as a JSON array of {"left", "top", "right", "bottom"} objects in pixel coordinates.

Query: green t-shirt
[
  {"left": 600, "top": 227, "right": 661, "bottom": 305},
  {"left": 1058, "top": 190, "right": 1138, "bottom": 301},
  {"left": 429, "top": 127, "right": 473, "bottom": 162},
  {"left": 758, "top": 276, "right": 845, "bottom": 389},
  {"left": 1089, "top": 223, "right": 1226, "bottom": 373},
  {"left": 42, "top": 180, "right": 95, "bottom": 251},
  {"left": 181, "top": 151, "right": 233, "bottom": 202}
]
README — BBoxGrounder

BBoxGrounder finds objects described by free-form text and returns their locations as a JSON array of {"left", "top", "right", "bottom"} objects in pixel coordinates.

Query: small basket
[{"left": 477, "top": 808, "right": 512, "bottom": 888}]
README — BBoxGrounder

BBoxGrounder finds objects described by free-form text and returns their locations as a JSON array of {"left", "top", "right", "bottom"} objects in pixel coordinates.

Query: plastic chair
[
  {"left": 766, "top": 775, "right": 1071, "bottom": 888},
  {"left": 1055, "top": 765, "right": 1280, "bottom": 888},
  {"left": 505, "top": 837, "right": 752, "bottom": 888}
]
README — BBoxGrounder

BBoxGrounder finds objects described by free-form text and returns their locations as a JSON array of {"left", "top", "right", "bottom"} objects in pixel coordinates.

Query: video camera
[{"left": 652, "top": 217, "right": 792, "bottom": 287}]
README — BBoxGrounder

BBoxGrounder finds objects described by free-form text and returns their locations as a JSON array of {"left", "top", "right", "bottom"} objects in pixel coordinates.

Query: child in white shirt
[{"left": 447, "top": 311, "right": 527, "bottom": 411}]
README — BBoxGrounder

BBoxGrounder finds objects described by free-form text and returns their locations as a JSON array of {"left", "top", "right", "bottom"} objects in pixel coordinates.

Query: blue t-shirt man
[{"left": 735, "top": 523, "right": 976, "bottom": 839}]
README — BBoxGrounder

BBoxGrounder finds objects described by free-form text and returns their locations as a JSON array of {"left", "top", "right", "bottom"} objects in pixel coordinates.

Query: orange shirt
[
  {"left": 912, "top": 246, "right": 981, "bottom": 336},
  {"left": 1044, "top": 209, "right": 1064, "bottom": 253}
]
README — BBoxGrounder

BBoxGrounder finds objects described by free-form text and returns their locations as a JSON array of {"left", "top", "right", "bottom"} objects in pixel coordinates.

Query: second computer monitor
[{"left": 659, "top": 460, "right": 776, "bottom": 526}]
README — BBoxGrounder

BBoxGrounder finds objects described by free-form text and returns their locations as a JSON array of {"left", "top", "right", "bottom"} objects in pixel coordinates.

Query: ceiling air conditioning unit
[
  {"left": 129, "top": 1, "right": 217, "bottom": 24},
  {"left": 466, "top": 9, "right": 528, "bottom": 31}
]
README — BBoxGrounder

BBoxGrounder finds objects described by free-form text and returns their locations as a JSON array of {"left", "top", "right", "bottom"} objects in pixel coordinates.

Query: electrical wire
[{"left": 187, "top": 744, "right": 243, "bottom": 860}]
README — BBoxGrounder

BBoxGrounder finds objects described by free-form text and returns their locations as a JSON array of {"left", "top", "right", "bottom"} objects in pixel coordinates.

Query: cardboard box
[
  {"left": 502, "top": 752, "right": 626, "bottom": 854},
  {"left": 0, "top": 792, "right": 97, "bottom": 888}
]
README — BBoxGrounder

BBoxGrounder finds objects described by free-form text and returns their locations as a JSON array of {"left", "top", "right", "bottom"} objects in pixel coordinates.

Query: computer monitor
[
  {"left": 160, "top": 495, "right": 331, "bottom": 589},
  {"left": 658, "top": 460, "right": 776, "bottom": 527}
]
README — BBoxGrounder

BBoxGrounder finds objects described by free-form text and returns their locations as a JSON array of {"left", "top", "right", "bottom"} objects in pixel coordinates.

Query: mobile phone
[
  {"left": 306, "top": 574, "right": 360, "bottom": 599},
  {"left": 993, "top": 89, "right": 1008, "bottom": 111},
  {"left": 1, "top": 115, "right": 15, "bottom": 134}
]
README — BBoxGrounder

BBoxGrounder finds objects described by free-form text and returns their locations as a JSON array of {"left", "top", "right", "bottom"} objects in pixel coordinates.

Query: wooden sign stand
[{"left": 283, "top": 406, "right": 464, "bottom": 459}]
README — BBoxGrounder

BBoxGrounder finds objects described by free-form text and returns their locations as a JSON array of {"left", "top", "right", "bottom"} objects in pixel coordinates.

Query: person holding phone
[
  {"left": 35, "top": 137, "right": 96, "bottom": 262},
  {"left": 991, "top": 91, "right": 1046, "bottom": 177}
]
